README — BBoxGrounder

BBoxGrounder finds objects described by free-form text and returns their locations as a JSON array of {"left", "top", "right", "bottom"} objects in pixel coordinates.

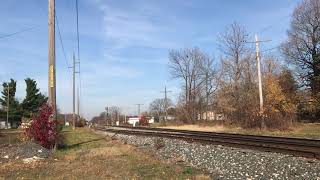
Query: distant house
[
  {"left": 127, "top": 116, "right": 139, "bottom": 126},
  {"left": 0, "top": 118, "right": 7, "bottom": 129},
  {"left": 58, "top": 113, "right": 82, "bottom": 126},
  {"left": 126, "top": 116, "right": 155, "bottom": 126},
  {"left": 0, "top": 118, "right": 20, "bottom": 129},
  {"left": 198, "top": 111, "right": 225, "bottom": 121}
]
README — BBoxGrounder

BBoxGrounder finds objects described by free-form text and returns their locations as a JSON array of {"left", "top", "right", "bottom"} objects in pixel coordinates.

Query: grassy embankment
[{"left": 0, "top": 127, "right": 208, "bottom": 179}]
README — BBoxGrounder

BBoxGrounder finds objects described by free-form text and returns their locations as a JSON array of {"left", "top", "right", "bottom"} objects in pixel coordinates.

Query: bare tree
[
  {"left": 149, "top": 98, "right": 173, "bottom": 120},
  {"left": 218, "top": 22, "right": 251, "bottom": 123},
  {"left": 169, "top": 48, "right": 216, "bottom": 122},
  {"left": 109, "top": 106, "right": 121, "bottom": 125},
  {"left": 281, "top": 0, "right": 320, "bottom": 97}
]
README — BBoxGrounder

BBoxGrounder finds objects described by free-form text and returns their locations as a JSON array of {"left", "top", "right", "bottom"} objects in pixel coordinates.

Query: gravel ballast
[
  {"left": 109, "top": 133, "right": 320, "bottom": 179},
  {"left": 0, "top": 142, "right": 50, "bottom": 163}
]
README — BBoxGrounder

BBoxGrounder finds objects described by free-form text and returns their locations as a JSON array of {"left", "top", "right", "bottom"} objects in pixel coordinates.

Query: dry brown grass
[
  {"left": 0, "top": 128, "right": 209, "bottom": 180},
  {"left": 0, "top": 130, "right": 22, "bottom": 145},
  {"left": 162, "top": 124, "right": 229, "bottom": 132}
]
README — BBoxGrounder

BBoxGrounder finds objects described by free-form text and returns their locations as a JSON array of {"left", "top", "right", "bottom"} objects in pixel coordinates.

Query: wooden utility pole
[
  {"left": 75, "top": 0, "right": 81, "bottom": 123},
  {"left": 205, "top": 72, "right": 209, "bottom": 121},
  {"left": 255, "top": 34, "right": 264, "bottom": 114},
  {"left": 6, "top": 86, "right": 10, "bottom": 129},
  {"left": 48, "top": 0, "right": 56, "bottom": 119},
  {"left": 245, "top": 34, "right": 270, "bottom": 128},
  {"left": 161, "top": 86, "right": 172, "bottom": 121},
  {"left": 255, "top": 34, "right": 268, "bottom": 129}
]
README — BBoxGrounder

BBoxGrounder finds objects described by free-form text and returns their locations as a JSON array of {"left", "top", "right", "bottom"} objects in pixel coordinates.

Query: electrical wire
[
  {"left": 55, "top": 13, "right": 71, "bottom": 71},
  {"left": 0, "top": 26, "right": 38, "bottom": 39}
]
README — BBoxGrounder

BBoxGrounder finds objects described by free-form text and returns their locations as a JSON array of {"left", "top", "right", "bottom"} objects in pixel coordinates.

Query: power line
[
  {"left": 257, "top": 1, "right": 297, "bottom": 35},
  {"left": 261, "top": 46, "right": 280, "bottom": 53},
  {"left": 55, "top": 13, "right": 71, "bottom": 70},
  {"left": 0, "top": 26, "right": 38, "bottom": 39}
]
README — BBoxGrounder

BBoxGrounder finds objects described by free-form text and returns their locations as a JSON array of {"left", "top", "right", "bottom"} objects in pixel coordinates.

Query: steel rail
[{"left": 95, "top": 126, "right": 320, "bottom": 159}]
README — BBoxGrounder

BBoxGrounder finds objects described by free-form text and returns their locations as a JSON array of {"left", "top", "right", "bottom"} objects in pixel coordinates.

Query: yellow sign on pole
[{"left": 50, "top": 65, "right": 54, "bottom": 88}]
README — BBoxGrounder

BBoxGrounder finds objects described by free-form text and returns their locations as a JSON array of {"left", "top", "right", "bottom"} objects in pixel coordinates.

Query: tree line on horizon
[{"left": 167, "top": 0, "right": 320, "bottom": 129}]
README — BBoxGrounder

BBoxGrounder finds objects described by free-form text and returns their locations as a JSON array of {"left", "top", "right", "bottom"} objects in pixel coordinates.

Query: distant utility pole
[
  {"left": 6, "top": 86, "right": 10, "bottom": 129},
  {"left": 205, "top": 72, "right": 209, "bottom": 121},
  {"left": 160, "top": 86, "right": 172, "bottom": 121},
  {"left": 69, "top": 52, "right": 80, "bottom": 130},
  {"left": 72, "top": 53, "right": 76, "bottom": 130},
  {"left": 136, "top": 104, "right": 143, "bottom": 116},
  {"left": 48, "top": 0, "right": 56, "bottom": 120},
  {"left": 105, "top": 107, "right": 109, "bottom": 125},
  {"left": 77, "top": 86, "right": 80, "bottom": 121}
]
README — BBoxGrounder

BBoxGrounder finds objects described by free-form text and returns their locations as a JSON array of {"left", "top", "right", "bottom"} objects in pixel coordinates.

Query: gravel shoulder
[
  {"left": 0, "top": 142, "right": 50, "bottom": 164},
  {"left": 108, "top": 132, "right": 320, "bottom": 180}
]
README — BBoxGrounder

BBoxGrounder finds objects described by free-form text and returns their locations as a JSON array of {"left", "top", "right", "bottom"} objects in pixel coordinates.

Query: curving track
[{"left": 95, "top": 126, "right": 320, "bottom": 159}]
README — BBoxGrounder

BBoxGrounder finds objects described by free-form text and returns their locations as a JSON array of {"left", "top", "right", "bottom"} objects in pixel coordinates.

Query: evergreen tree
[
  {"left": 0, "top": 79, "right": 22, "bottom": 126},
  {"left": 21, "top": 78, "right": 48, "bottom": 118}
]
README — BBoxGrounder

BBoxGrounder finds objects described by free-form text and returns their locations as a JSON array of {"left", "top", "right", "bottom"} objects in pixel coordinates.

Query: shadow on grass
[{"left": 60, "top": 138, "right": 105, "bottom": 150}]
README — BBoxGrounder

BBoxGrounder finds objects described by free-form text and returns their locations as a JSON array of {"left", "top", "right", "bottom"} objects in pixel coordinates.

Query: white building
[
  {"left": 128, "top": 117, "right": 139, "bottom": 126},
  {"left": 198, "top": 111, "right": 224, "bottom": 121}
]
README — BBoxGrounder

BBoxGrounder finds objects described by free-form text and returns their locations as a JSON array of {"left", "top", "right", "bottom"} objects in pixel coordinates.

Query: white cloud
[{"left": 96, "top": 1, "right": 180, "bottom": 51}]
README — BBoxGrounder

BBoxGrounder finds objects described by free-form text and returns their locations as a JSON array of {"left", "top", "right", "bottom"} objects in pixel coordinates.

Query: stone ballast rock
[{"left": 112, "top": 133, "right": 320, "bottom": 179}]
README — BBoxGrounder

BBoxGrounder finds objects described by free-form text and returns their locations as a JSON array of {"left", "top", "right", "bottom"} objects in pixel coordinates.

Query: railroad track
[{"left": 95, "top": 126, "right": 320, "bottom": 159}]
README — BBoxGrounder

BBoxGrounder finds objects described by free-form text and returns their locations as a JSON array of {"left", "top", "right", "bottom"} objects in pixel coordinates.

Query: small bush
[
  {"left": 139, "top": 115, "right": 149, "bottom": 126},
  {"left": 183, "top": 167, "right": 193, "bottom": 174},
  {"left": 25, "top": 103, "right": 58, "bottom": 149}
]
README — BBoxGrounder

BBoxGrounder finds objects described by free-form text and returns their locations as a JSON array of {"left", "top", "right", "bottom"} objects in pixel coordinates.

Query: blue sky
[{"left": 0, "top": 0, "right": 300, "bottom": 119}]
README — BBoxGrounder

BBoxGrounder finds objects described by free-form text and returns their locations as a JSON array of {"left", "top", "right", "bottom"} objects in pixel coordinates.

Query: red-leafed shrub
[
  {"left": 139, "top": 115, "right": 149, "bottom": 126},
  {"left": 25, "top": 103, "right": 58, "bottom": 149}
]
